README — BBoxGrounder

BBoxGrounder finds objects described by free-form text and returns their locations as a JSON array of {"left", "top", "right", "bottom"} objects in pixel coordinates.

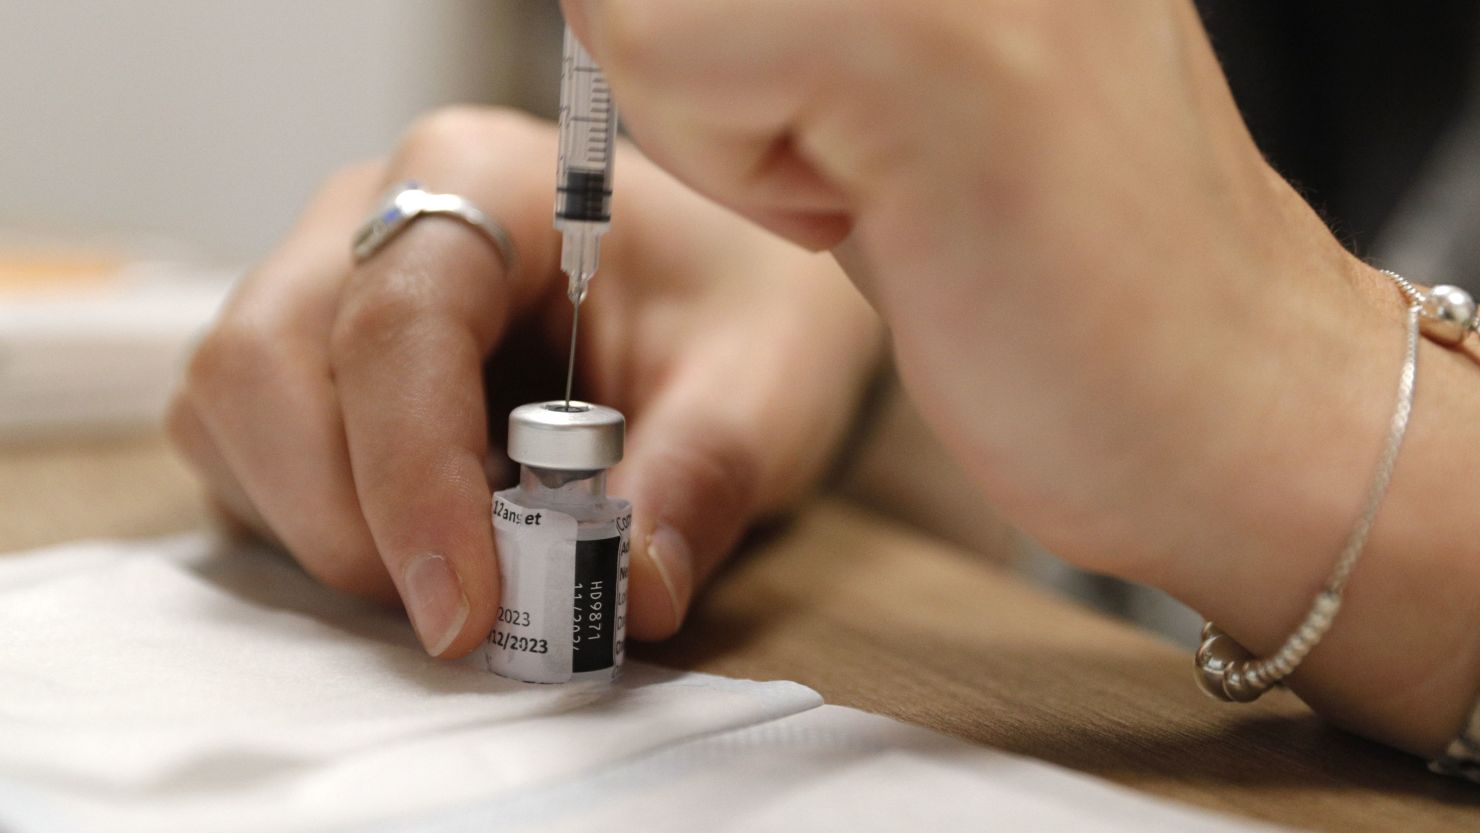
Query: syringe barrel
[{"left": 555, "top": 26, "right": 616, "bottom": 230}]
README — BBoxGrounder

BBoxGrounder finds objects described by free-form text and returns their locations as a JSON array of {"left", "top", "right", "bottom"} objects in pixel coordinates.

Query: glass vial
[{"left": 483, "top": 401, "right": 631, "bottom": 685}]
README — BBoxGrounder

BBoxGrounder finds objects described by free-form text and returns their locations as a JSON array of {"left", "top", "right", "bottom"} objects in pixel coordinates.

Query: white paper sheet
[{"left": 0, "top": 534, "right": 1291, "bottom": 833}]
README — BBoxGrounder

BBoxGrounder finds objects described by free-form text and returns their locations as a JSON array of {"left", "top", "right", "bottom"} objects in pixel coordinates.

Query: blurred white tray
[{"left": 0, "top": 258, "right": 235, "bottom": 440}]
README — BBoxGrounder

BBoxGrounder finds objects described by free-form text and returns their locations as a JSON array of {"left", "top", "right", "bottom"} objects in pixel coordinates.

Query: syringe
[{"left": 555, "top": 24, "right": 617, "bottom": 408}]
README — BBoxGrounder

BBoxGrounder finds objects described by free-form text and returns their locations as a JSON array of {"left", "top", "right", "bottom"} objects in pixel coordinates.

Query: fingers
[
  {"left": 165, "top": 393, "right": 274, "bottom": 544},
  {"left": 609, "top": 389, "right": 757, "bottom": 640},
  {"left": 608, "top": 249, "right": 883, "bottom": 639},
  {"left": 178, "top": 98, "right": 879, "bottom": 661},
  {"left": 182, "top": 161, "right": 397, "bottom": 601},
  {"left": 178, "top": 107, "right": 569, "bottom": 658},
  {"left": 329, "top": 110, "right": 563, "bottom": 658}
]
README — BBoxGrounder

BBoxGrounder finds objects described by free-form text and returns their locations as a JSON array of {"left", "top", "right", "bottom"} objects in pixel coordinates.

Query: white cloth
[{"left": 0, "top": 535, "right": 1290, "bottom": 833}]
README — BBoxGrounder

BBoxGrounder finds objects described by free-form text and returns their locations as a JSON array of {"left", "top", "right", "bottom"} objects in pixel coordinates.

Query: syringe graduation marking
[
  {"left": 556, "top": 170, "right": 612, "bottom": 222},
  {"left": 555, "top": 55, "right": 613, "bottom": 224}
]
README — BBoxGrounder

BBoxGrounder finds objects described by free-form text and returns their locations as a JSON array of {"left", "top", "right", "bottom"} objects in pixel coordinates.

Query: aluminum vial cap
[{"left": 507, "top": 401, "right": 625, "bottom": 471}]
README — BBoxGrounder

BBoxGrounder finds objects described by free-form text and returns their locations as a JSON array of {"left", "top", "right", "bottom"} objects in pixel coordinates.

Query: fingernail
[
  {"left": 401, "top": 553, "right": 470, "bottom": 657},
  {"left": 646, "top": 525, "right": 694, "bottom": 627}
]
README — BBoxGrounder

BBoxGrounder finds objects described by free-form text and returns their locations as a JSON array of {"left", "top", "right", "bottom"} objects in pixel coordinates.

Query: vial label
[
  {"left": 484, "top": 491, "right": 631, "bottom": 684},
  {"left": 486, "top": 494, "right": 578, "bottom": 683}
]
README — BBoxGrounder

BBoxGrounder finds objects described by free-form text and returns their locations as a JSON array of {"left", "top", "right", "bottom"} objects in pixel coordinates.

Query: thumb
[
  {"left": 602, "top": 245, "right": 883, "bottom": 641},
  {"left": 607, "top": 379, "right": 763, "bottom": 641}
]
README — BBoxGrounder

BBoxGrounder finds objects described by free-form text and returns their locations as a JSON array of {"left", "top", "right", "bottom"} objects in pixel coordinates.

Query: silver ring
[{"left": 351, "top": 181, "right": 518, "bottom": 276}]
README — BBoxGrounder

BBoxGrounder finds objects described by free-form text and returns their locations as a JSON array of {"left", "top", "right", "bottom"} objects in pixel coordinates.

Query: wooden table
[{"left": 4, "top": 433, "right": 1478, "bottom": 831}]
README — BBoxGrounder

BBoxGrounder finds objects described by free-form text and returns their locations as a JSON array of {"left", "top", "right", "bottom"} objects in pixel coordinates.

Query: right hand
[
  {"left": 563, "top": 0, "right": 1480, "bottom": 755},
  {"left": 562, "top": 0, "right": 1388, "bottom": 582}
]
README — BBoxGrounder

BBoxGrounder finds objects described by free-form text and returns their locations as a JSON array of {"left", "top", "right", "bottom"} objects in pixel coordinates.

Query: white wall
[{"left": 0, "top": 1, "right": 559, "bottom": 260}]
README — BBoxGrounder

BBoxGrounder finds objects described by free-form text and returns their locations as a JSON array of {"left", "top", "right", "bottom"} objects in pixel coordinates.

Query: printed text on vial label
[{"left": 494, "top": 499, "right": 544, "bottom": 526}]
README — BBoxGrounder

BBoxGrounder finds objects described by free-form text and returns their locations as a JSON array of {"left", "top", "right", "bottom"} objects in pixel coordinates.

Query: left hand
[{"left": 169, "top": 108, "right": 882, "bottom": 655}]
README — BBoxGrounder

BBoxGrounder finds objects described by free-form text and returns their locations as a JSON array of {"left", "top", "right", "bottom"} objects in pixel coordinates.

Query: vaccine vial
[{"left": 483, "top": 401, "right": 631, "bottom": 684}]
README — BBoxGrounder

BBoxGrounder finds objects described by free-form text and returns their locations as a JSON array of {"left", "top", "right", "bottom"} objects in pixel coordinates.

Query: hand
[
  {"left": 563, "top": 0, "right": 1480, "bottom": 754},
  {"left": 169, "top": 108, "right": 881, "bottom": 658},
  {"left": 561, "top": 0, "right": 1376, "bottom": 574}
]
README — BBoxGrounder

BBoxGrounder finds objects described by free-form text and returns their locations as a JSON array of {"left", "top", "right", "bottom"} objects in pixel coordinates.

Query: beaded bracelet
[{"left": 1193, "top": 270, "right": 1480, "bottom": 782}]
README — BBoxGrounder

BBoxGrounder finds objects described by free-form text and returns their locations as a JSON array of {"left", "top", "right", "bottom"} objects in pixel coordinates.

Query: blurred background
[
  {"left": 2, "top": 1, "right": 1478, "bottom": 643},
  {"left": 0, "top": 2, "right": 564, "bottom": 259},
  {"left": 0, "top": 2, "right": 564, "bottom": 441}
]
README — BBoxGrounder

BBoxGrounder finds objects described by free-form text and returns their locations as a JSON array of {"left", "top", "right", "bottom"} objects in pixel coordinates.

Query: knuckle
[
  {"left": 329, "top": 282, "right": 427, "bottom": 370},
  {"left": 860, "top": 0, "right": 1054, "bottom": 86},
  {"left": 164, "top": 392, "right": 206, "bottom": 459},
  {"left": 652, "top": 428, "right": 763, "bottom": 521},
  {"left": 320, "top": 159, "right": 387, "bottom": 201},
  {"left": 185, "top": 319, "right": 283, "bottom": 401},
  {"left": 599, "top": 1, "right": 667, "bottom": 73},
  {"left": 869, "top": 2, "right": 969, "bottom": 61},
  {"left": 402, "top": 105, "right": 486, "bottom": 154},
  {"left": 468, "top": 106, "right": 545, "bottom": 146},
  {"left": 401, "top": 105, "right": 543, "bottom": 161}
]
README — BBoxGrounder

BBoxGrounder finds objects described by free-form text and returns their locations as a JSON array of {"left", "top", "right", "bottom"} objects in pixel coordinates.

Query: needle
[{"left": 563, "top": 298, "right": 581, "bottom": 409}]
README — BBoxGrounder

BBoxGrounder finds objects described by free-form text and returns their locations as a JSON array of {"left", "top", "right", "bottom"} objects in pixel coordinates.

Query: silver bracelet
[{"left": 1193, "top": 270, "right": 1480, "bottom": 782}]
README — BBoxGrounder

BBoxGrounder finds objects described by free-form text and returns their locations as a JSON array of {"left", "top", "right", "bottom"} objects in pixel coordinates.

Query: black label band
[{"left": 571, "top": 536, "right": 620, "bottom": 673}]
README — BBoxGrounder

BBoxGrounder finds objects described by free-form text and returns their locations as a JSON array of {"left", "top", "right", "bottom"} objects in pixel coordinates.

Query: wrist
[{"left": 1161, "top": 255, "right": 1480, "bottom": 754}]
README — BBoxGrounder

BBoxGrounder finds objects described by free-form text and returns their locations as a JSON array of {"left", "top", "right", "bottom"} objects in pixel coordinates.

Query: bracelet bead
[
  {"left": 1419, "top": 284, "right": 1477, "bottom": 346},
  {"left": 1195, "top": 627, "right": 1257, "bottom": 701}
]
